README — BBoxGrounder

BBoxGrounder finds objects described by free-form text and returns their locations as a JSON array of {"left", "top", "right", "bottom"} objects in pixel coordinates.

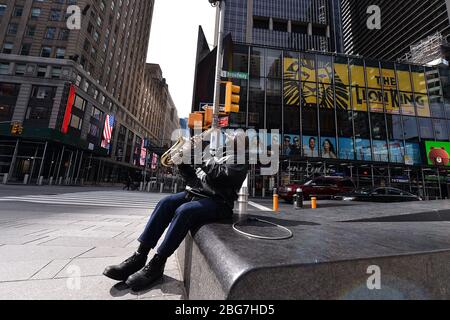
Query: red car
[{"left": 278, "top": 176, "right": 356, "bottom": 202}]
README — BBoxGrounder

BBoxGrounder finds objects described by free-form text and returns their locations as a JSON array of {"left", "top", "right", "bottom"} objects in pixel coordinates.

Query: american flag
[{"left": 102, "top": 114, "right": 115, "bottom": 148}]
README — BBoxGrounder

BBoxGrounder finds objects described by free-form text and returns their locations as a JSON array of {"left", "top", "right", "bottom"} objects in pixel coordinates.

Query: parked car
[
  {"left": 278, "top": 176, "right": 356, "bottom": 203},
  {"left": 334, "top": 187, "right": 423, "bottom": 202}
]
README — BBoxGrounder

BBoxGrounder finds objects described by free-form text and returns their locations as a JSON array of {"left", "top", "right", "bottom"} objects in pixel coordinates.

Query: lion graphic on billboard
[{"left": 284, "top": 58, "right": 349, "bottom": 110}]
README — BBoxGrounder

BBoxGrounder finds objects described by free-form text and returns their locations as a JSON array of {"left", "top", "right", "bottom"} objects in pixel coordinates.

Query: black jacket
[{"left": 178, "top": 157, "right": 248, "bottom": 210}]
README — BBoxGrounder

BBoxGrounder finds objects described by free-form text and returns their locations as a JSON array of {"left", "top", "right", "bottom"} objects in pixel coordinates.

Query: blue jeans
[{"left": 138, "top": 192, "right": 232, "bottom": 258}]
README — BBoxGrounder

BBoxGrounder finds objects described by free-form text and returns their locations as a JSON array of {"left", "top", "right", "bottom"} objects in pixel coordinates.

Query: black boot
[
  {"left": 125, "top": 254, "right": 166, "bottom": 291},
  {"left": 103, "top": 252, "right": 147, "bottom": 281}
]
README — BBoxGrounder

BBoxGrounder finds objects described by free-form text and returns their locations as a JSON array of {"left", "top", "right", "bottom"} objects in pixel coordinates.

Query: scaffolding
[{"left": 400, "top": 32, "right": 446, "bottom": 65}]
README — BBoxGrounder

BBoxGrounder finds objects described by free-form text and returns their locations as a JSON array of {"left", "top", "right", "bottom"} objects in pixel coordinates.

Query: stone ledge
[{"left": 178, "top": 200, "right": 450, "bottom": 300}]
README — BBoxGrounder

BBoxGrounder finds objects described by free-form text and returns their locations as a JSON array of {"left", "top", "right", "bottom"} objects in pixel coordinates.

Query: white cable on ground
[{"left": 232, "top": 217, "right": 294, "bottom": 240}]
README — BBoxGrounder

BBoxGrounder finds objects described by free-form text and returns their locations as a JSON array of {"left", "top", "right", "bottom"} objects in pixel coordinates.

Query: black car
[{"left": 334, "top": 187, "right": 423, "bottom": 202}]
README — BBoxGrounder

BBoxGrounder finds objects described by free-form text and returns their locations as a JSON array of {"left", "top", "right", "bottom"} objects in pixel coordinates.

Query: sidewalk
[{"left": 0, "top": 189, "right": 185, "bottom": 300}]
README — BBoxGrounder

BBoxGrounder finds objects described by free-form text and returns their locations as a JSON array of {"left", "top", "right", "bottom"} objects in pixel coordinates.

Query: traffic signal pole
[{"left": 210, "top": 0, "right": 226, "bottom": 152}]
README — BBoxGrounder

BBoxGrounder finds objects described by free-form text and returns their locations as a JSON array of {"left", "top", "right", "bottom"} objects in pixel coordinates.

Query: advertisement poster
[
  {"left": 320, "top": 137, "right": 338, "bottom": 159},
  {"left": 425, "top": 141, "right": 450, "bottom": 166},
  {"left": 302, "top": 136, "right": 319, "bottom": 158},
  {"left": 372, "top": 140, "right": 389, "bottom": 162},
  {"left": 405, "top": 143, "right": 422, "bottom": 165},
  {"left": 389, "top": 140, "right": 405, "bottom": 163},
  {"left": 355, "top": 138, "right": 371, "bottom": 161},
  {"left": 339, "top": 137, "right": 355, "bottom": 160},
  {"left": 284, "top": 57, "right": 431, "bottom": 117},
  {"left": 283, "top": 134, "right": 302, "bottom": 156}
]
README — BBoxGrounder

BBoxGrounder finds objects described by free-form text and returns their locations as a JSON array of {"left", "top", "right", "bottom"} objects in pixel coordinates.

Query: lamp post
[{"left": 209, "top": 0, "right": 226, "bottom": 153}]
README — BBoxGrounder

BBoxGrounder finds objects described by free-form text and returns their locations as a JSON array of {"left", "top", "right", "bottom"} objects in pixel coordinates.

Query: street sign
[{"left": 221, "top": 71, "right": 249, "bottom": 80}]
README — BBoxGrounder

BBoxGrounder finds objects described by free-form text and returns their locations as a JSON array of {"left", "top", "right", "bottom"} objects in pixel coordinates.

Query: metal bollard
[
  {"left": 38, "top": 176, "right": 44, "bottom": 186},
  {"left": 147, "top": 182, "right": 151, "bottom": 192},
  {"left": 293, "top": 188, "right": 304, "bottom": 210},
  {"left": 237, "top": 176, "right": 249, "bottom": 215},
  {"left": 58, "top": 177, "right": 63, "bottom": 185},
  {"left": 174, "top": 183, "right": 178, "bottom": 194},
  {"left": 311, "top": 197, "right": 317, "bottom": 209},
  {"left": 160, "top": 183, "right": 164, "bottom": 193},
  {"left": 139, "top": 182, "right": 144, "bottom": 192},
  {"left": 49, "top": 177, "right": 53, "bottom": 185},
  {"left": 23, "top": 174, "right": 29, "bottom": 185},
  {"left": 273, "top": 188, "right": 279, "bottom": 212},
  {"left": 2, "top": 173, "right": 8, "bottom": 184}
]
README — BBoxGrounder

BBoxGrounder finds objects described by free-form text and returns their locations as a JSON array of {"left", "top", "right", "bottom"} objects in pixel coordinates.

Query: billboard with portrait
[{"left": 302, "top": 136, "right": 319, "bottom": 158}]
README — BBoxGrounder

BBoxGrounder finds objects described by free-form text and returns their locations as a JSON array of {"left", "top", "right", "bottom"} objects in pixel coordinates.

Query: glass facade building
[
  {"left": 210, "top": 42, "right": 450, "bottom": 199},
  {"left": 221, "top": 0, "right": 344, "bottom": 52},
  {"left": 341, "top": 0, "right": 450, "bottom": 61}
]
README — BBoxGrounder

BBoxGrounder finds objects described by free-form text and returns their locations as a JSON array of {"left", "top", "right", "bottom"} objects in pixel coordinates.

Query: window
[
  {"left": 59, "top": 29, "right": 69, "bottom": 40},
  {"left": 0, "top": 63, "right": 9, "bottom": 75},
  {"left": 91, "top": 107, "right": 102, "bottom": 120},
  {"left": 55, "top": 48, "right": 65, "bottom": 59},
  {"left": 2, "top": 42, "right": 13, "bottom": 54},
  {"left": 51, "top": 67, "right": 61, "bottom": 79},
  {"left": 0, "top": 4, "right": 6, "bottom": 16},
  {"left": 7, "top": 23, "right": 18, "bottom": 35},
  {"left": 37, "top": 66, "right": 47, "bottom": 77},
  {"left": 13, "top": 6, "right": 23, "bottom": 17},
  {"left": 88, "top": 123, "right": 99, "bottom": 137},
  {"left": 419, "top": 118, "right": 434, "bottom": 139},
  {"left": 69, "top": 114, "right": 83, "bottom": 130},
  {"left": 73, "top": 95, "right": 86, "bottom": 112},
  {"left": 45, "top": 27, "right": 56, "bottom": 39},
  {"left": 433, "top": 119, "right": 448, "bottom": 140},
  {"left": 15, "top": 64, "right": 26, "bottom": 76},
  {"left": 49, "top": 9, "right": 61, "bottom": 21},
  {"left": 20, "top": 43, "right": 31, "bottom": 55},
  {"left": 40, "top": 46, "right": 52, "bottom": 57},
  {"left": 26, "top": 25, "right": 36, "bottom": 37},
  {"left": 32, "top": 86, "right": 54, "bottom": 99},
  {"left": 31, "top": 8, "right": 41, "bottom": 20}
]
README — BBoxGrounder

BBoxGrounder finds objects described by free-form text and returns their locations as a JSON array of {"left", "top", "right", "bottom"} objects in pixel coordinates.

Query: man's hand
[
  {"left": 171, "top": 140, "right": 192, "bottom": 165},
  {"left": 196, "top": 167, "right": 207, "bottom": 183}
]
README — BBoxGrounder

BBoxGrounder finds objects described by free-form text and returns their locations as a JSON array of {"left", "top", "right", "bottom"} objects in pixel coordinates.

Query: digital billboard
[{"left": 425, "top": 141, "right": 450, "bottom": 166}]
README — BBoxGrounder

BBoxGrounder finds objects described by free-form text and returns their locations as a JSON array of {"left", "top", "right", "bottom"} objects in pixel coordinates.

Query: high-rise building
[
  {"left": 217, "top": 0, "right": 344, "bottom": 53},
  {"left": 0, "top": 0, "right": 178, "bottom": 185},
  {"left": 341, "top": 0, "right": 450, "bottom": 62}
]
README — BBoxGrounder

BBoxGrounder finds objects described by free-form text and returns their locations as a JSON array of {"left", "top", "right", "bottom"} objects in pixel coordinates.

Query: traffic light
[
  {"left": 10, "top": 122, "right": 23, "bottom": 135},
  {"left": 224, "top": 81, "right": 240, "bottom": 113}
]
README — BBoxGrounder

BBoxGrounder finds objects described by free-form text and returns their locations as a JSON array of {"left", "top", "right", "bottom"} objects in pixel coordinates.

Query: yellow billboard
[{"left": 282, "top": 57, "right": 430, "bottom": 116}]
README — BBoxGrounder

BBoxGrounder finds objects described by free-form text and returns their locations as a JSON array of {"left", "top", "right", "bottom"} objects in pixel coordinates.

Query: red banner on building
[{"left": 61, "top": 85, "right": 76, "bottom": 134}]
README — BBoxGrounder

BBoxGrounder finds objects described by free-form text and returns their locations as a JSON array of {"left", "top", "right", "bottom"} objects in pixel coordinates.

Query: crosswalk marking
[{"left": 0, "top": 191, "right": 165, "bottom": 209}]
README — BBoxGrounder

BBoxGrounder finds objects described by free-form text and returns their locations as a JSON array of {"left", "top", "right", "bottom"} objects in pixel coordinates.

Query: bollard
[
  {"left": 174, "top": 183, "right": 178, "bottom": 194},
  {"left": 38, "top": 176, "right": 43, "bottom": 186},
  {"left": 293, "top": 188, "right": 304, "bottom": 210},
  {"left": 23, "top": 174, "right": 29, "bottom": 185},
  {"left": 58, "top": 177, "right": 63, "bottom": 185},
  {"left": 262, "top": 187, "right": 266, "bottom": 198},
  {"left": 160, "top": 182, "right": 164, "bottom": 193},
  {"left": 147, "top": 182, "right": 151, "bottom": 192},
  {"left": 2, "top": 173, "right": 8, "bottom": 184},
  {"left": 237, "top": 176, "right": 249, "bottom": 215},
  {"left": 139, "top": 182, "right": 144, "bottom": 192},
  {"left": 311, "top": 197, "right": 317, "bottom": 209},
  {"left": 273, "top": 188, "right": 279, "bottom": 212},
  {"left": 49, "top": 177, "right": 53, "bottom": 186}
]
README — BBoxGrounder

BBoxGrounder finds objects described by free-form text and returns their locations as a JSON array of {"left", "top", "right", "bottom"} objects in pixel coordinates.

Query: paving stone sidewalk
[{"left": 0, "top": 189, "right": 185, "bottom": 300}]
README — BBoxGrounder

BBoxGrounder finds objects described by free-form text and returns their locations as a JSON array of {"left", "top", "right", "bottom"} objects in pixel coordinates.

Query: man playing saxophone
[{"left": 103, "top": 131, "right": 249, "bottom": 291}]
